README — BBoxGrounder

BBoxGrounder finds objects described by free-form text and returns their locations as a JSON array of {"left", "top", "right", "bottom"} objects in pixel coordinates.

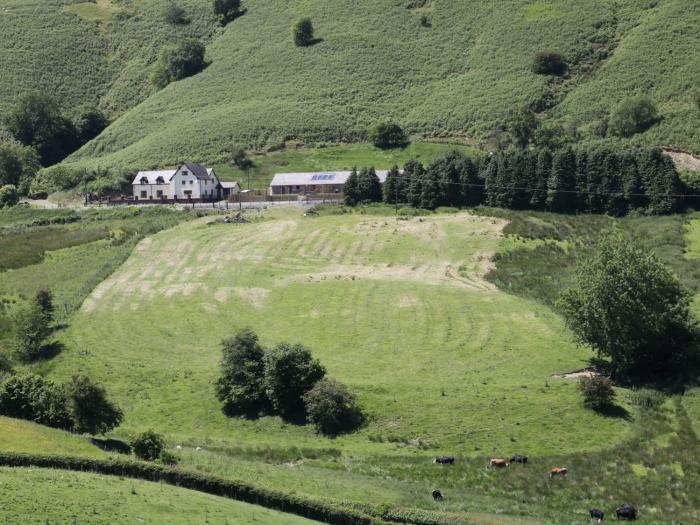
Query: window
[
  {"left": 190, "top": 180, "right": 194, "bottom": 185},
  {"left": 156, "top": 190, "right": 163, "bottom": 198},
  {"left": 140, "top": 191, "right": 147, "bottom": 198},
  {"left": 184, "top": 190, "right": 192, "bottom": 196},
  {"left": 140, "top": 177, "right": 148, "bottom": 184},
  {"left": 156, "top": 176, "right": 164, "bottom": 184}
]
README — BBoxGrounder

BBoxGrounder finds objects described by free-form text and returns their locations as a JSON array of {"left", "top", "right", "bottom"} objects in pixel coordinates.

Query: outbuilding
[{"left": 269, "top": 171, "right": 390, "bottom": 196}]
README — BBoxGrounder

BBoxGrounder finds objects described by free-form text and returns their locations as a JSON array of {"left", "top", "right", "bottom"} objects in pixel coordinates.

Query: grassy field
[
  {"left": 213, "top": 142, "right": 479, "bottom": 188},
  {"left": 0, "top": 466, "right": 319, "bottom": 524},
  {"left": 0, "top": 417, "right": 106, "bottom": 457},
  {"left": 0, "top": 206, "right": 190, "bottom": 356},
  {"left": 48, "top": 208, "right": 629, "bottom": 457},
  {"left": 1, "top": 205, "right": 699, "bottom": 523}
]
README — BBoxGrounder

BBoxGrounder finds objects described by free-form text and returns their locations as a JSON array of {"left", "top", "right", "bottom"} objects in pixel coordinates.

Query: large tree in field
[
  {"left": 558, "top": 232, "right": 697, "bottom": 378},
  {"left": 215, "top": 328, "right": 268, "bottom": 416}
]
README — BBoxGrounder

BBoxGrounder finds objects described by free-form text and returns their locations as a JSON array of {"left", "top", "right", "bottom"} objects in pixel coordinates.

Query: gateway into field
[{"left": 269, "top": 171, "right": 391, "bottom": 196}]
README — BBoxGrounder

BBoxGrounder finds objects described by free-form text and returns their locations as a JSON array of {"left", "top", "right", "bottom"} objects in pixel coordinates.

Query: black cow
[
  {"left": 590, "top": 508, "right": 604, "bottom": 523},
  {"left": 616, "top": 503, "right": 637, "bottom": 520},
  {"left": 510, "top": 454, "right": 528, "bottom": 464},
  {"left": 432, "top": 490, "right": 444, "bottom": 501},
  {"left": 433, "top": 456, "right": 455, "bottom": 465}
]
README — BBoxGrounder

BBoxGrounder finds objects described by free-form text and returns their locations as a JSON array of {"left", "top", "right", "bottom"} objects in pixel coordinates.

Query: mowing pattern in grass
[
  {"left": 0, "top": 466, "right": 319, "bottom": 525},
  {"left": 49, "top": 209, "right": 629, "bottom": 456},
  {"left": 60, "top": 0, "right": 700, "bottom": 170}
]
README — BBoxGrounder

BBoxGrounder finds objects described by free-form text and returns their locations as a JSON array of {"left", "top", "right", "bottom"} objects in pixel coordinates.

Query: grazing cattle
[
  {"left": 433, "top": 456, "right": 455, "bottom": 465},
  {"left": 432, "top": 490, "right": 444, "bottom": 501},
  {"left": 590, "top": 508, "right": 604, "bottom": 523},
  {"left": 615, "top": 503, "right": 637, "bottom": 520},
  {"left": 489, "top": 458, "right": 508, "bottom": 468},
  {"left": 510, "top": 455, "right": 528, "bottom": 464},
  {"left": 549, "top": 467, "right": 568, "bottom": 478}
]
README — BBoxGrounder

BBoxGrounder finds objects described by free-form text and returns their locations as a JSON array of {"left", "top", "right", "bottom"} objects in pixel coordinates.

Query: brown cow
[
  {"left": 489, "top": 458, "right": 508, "bottom": 468},
  {"left": 549, "top": 467, "right": 568, "bottom": 478}
]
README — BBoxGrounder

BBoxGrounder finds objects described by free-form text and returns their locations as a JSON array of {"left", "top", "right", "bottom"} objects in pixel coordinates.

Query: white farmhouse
[{"left": 132, "top": 163, "right": 239, "bottom": 201}]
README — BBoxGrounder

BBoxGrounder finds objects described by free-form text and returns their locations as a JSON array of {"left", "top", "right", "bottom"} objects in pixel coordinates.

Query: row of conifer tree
[{"left": 343, "top": 146, "right": 684, "bottom": 216}]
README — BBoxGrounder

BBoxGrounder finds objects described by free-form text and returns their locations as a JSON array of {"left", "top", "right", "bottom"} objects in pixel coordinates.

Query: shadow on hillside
[
  {"left": 34, "top": 341, "right": 64, "bottom": 362},
  {"left": 594, "top": 403, "right": 632, "bottom": 421},
  {"left": 91, "top": 437, "right": 131, "bottom": 455},
  {"left": 306, "top": 38, "right": 324, "bottom": 47}
]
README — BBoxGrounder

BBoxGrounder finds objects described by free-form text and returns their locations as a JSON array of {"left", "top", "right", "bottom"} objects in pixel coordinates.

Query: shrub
[
  {"left": 151, "top": 40, "right": 207, "bottom": 89},
  {"left": 506, "top": 108, "right": 538, "bottom": 148},
  {"left": 0, "top": 374, "right": 72, "bottom": 429},
  {"left": 67, "top": 374, "right": 123, "bottom": 435},
  {"left": 34, "top": 289, "right": 54, "bottom": 318},
  {"left": 263, "top": 342, "right": 326, "bottom": 419},
  {"left": 609, "top": 96, "right": 659, "bottom": 137},
  {"left": 532, "top": 51, "right": 566, "bottom": 75},
  {"left": 293, "top": 18, "right": 315, "bottom": 47},
  {"left": 231, "top": 147, "right": 254, "bottom": 170},
  {"left": 578, "top": 375, "right": 616, "bottom": 409},
  {"left": 0, "top": 185, "right": 19, "bottom": 208},
  {"left": 164, "top": 1, "right": 189, "bottom": 25},
  {"left": 0, "top": 143, "right": 40, "bottom": 191},
  {"left": 158, "top": 449, "right": 179, "bottom": 465},
  {"left": 215, "top": 328, "right": 268, "bottom": 416},
  {"left": 131, "top": 430, "right": 166, "bottom": 461},
  {"left": 303, "top": 379, "right": 363, "bottom": 436},
  {"left": 368, "top": 120, "right": 408, "bottom": 149},
  {"left": 13, "top": 302, "right": 51, "bottom": 362},
  {"left": 213, "top": 0, "right": 243, "bottom": 25}
]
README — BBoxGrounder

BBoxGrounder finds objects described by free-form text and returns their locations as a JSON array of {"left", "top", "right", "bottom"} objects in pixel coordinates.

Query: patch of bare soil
[
  {"left": 552, "top": 368, "right": 599, "bottom": 379},
  {"left": 664, "top": 148, "right": 700, "bottom": 172}
]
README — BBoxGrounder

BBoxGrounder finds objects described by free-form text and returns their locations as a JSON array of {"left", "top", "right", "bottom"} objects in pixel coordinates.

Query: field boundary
[{"left": 0, "top": 453, "right": 472, "bottom": 525}]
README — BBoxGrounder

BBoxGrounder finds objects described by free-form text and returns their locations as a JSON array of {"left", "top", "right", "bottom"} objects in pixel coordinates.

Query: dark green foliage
[
  {"left": 151, "top": 40, "right": 207, "bottom": 89},
  {"left": 532, "top": 149, "right": 552, "bottom": 208},
  {"left": 382, "top": 165, "right": 406, "bottom": 204},
  {"left": 0, "top": 185, "right": 19, "bottom": 208},
  {"left": 34, "top": 289, "right": 54, "bottom": 318},
  {"left": 3, "top": 93, "right": 79, "bottom": 166},
  {"left": 164, "top": 1, "right": 190, "bottom": 25},
  {"left": 694, "top": 90, "right": 700, "bottom": 111},
  {"left": 213, "top": 0, "right": 244, "bottom": 25},
  {"left": 578, "top": 375, "right": 616, "bottom": 409},
  {"left": 609, "top": 96, "right": 659, "bottom": 138},
  {"left": 74, "top": 108, "right": 108, "bottom": 144},
  {"left": 404, "top": 159, "right": 425, "bottom": 208},
  {"left": 547, "top": 146, "right": 577, "bottom": 212},
  {"left": 343, "top": 168, "right": 360, "bottom": 206},
  {"left": 0, "top": 374, "right": 72, "bottom": 429},
  {"left": 629, "top": 388, "right": 666, "bottom": 411},
  {"left": 67, "top": 374, "right": 123, "bottom": 435},
  {"left": 639, "top": 148, "right": 681, "bottom": 214},
  {"left": 368, "top": 121, "right": 408, "bottom": 149},
  {"left": 231, "top": 147, "right": 253, "bottom": 170},
  {"left": 558, "top": 232, "right": 697, "bottom": 378},
  {"left": 429, "top": 150, "right": 480, "bottom": 207},
  {"left": 507, "top": 108, "right": 538, "bottom": 148},
  {"left": 356, "top": 167, "right": 382, "bottom": 203},
  {"left": 293, "top": 18, "right": 315, "bottom": 47},
  {"left": 532, "top": 50, "right": 566, "bottom": 75},
  {"left": 13, "top": 302, "right": 51, "bottom": 362},
  {"left": 131, "top": 430, "right": 166, "bottom": 461},
  {"left": 215, "top": 328, "right": 268, "bottom": 416},
  {"left": 303, "top": 379, "right": 363, "bottom": 436},
  {"left": 263, "top": 342, "right": 326, "bottom": 419},
  {"left": 0, "top": 143, "right": 40, "bottom": 192}
]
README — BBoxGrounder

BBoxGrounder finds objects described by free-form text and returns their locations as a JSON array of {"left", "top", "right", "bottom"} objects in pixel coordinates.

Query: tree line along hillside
[{"left": 1, "top": 0, "right": 699, "bottom": 173}]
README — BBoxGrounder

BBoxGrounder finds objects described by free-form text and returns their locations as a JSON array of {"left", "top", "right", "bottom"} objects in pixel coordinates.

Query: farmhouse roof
[
  {"left": 270, "top": 171, "right": 391, "bottom": 187},
  {"left": 132, "top": 169, "right": 177, "bottom": 185},
  {"left": 220, "top": 181, "right": 240, "bottom": 189},
  {"left": 183, "top": 163, "right": 211, "bottom": 180}
]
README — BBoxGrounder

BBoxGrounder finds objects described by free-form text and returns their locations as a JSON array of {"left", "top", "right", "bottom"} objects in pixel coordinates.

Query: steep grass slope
[
  {"left": 0, "top": 0, "right": 216, "bottom": 118},
  {"left": 63, "top": 0, "right": 700, "bottom": 169}
]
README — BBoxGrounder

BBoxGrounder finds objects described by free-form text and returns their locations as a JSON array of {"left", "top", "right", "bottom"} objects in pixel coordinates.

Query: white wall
[{"left": 133, "top": 183, "right": 172, "bottom": 200}]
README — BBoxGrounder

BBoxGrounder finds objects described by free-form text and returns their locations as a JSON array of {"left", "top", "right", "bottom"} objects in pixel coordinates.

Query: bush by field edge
[{"left": 0, "top": 452, "right": 468, "bottom": 525}]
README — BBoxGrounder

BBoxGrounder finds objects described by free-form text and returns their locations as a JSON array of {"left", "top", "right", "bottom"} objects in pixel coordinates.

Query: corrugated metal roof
[
  {"left": 270, "top": 171, "right": 390, "bottom": 187},
  {"left": 220, "top": 181, "right": 240, "bottom": 188},
  {"left": 132, "top": 170, "right": 177, "bottom": 185}
]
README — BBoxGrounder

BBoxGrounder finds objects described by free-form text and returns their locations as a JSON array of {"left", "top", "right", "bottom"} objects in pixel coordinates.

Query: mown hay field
[{"left": 49, "top": 208, "right": 629, "bottom": 456}]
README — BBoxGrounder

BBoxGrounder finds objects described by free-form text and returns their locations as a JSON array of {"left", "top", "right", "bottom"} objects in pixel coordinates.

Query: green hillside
[{"left": 57, "top": 0, "right": 698, "bottom": 170}]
